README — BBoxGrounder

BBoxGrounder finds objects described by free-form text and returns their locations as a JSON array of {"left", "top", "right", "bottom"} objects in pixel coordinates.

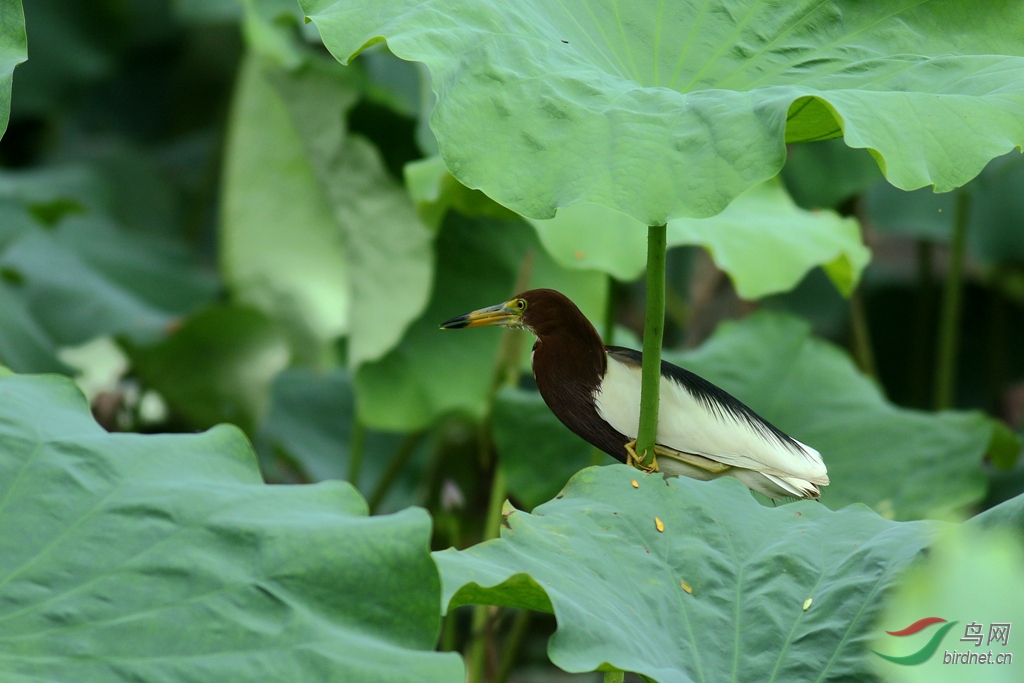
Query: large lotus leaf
[
  {"left": 0, "top": 202, "right": 34, "bottom": 248},
  {"left": 435, "top": 465, "right": 934, "bottom": 683},
  {"left": 359, "top": 46, "right": 421, "bottom": 119},
  {"left": 0, "top": 165, "right": 110, "bottom": 219},
  {"left": 223, "top": 53, "right": 435, "bottom": 367},
  {"left": 258, "top": 367, "right": 431, "bottom": 513},
  {"left": 0, "top": 208, "right": 218, "bottom": 349},
  {"left": 0, "top": 197, "right": 214, "bottom": 373},
  {"left": 531, "top": 177, "right": 869, "bottom": 297},
  {"left": 240, "top": 0, "right": 306, "bottom": 68},
  {"left": 0, "top": 0, "right": 25, "bottom": 140},
  {"left": 404, "top": 155, "right": 519, "bottom": 232},
  {"left": 221, "top": 54, "right": 352, "bottom": 364},
  {"left": 669, "top": 312, "right": 1011, "bottom": 520},
  {"left": 359, "top": 48, "right": 438, "bottom": 155},
  {"left": 404, "top": 159, "right": 868, "bottom": 296},
  {"left": 268, "top": 58, "right": 435, "bottom": 369},
  {"left": 72, "top": 141, "right": 188, "bottom": 239},
  {"left": 0, "top": 373, "right": 463, "bottom": 682},
  {"left": 0, "top": 281, "right": 70, "bottom": 374},
  {"left": 128, "top": 305, "right": 291, "bottom": 434},
  {"left": 53, "top": 214, "right": 219, "bottom": 315},
  {"left": 971, "top": 491, "right": 1024, "bottom": 540},
  {"left": 870, "top": 527, "right": 1024, "bottom": 683},
  {"left": 984, "top": 458, "right": 1024, "bottom": 521},
  {"left": 0, "top": 185, "right": 216, "bottom": 348},
  {"left": 354, "top": 214, "right": 606, "bottom": 431},
  {"left": 0, "top": 155, "right": 180, "bottom": 239},
  {"left": 302, "top": 0, "right": 1024, "bottom": 225},
  {"left": 260, "top": 367, "right": 369, "bottom": 483},
  {"left": 0, "top": 229, "right": 175, "bottom": 345}
]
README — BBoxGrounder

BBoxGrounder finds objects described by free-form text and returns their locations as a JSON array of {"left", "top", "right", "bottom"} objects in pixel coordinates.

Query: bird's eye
[{"left": 516, "top": 299, "right": 526, "bottom": 311}]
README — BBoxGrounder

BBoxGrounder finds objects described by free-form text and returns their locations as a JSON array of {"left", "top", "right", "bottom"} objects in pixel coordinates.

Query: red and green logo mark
[{"left": 873, "top": 617, "right": 958, "bottom": 665}]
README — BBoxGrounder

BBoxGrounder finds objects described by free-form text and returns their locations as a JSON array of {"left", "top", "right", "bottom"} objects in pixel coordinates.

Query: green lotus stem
[
  {"left": 366, "top": 432, "right": 424, "bottom": 513},
  {"left": 467, "top": 450, "right": 507, "bottom": 682},
  {"left": 604, "top": 670, "right": 625, "bottom": 683},
  {"left": 988, "top": 278, "right": 1008, "bottom": 409},
  {"left": 468, "top": 252, "right": 534, "bottom": 683},
  {"left": 849, "top": 288, "right": 877, "bottom": 378},
  {"left": 934, "top": 190, "right": 971, "bottom": 410},
  {"left": 466, "top": 605, "right": 491, "bottom": 683},
  {"left": 636, "top": 224, "right": 667, "bottom": 468},
  {"left": 483, "top": 467, "right": 507, "bottom": 542},
  {"left": 439, "top": 612, "right": 456, "bottom": 652},
  {"left": 910, "top": 239, "right": 935, "bottom": 407},
  {"left": 348, "top": 420, "right": 366, "bottom": 488},
  {"left": 494, "top": 609, "right": 531, "bottom": 683}
]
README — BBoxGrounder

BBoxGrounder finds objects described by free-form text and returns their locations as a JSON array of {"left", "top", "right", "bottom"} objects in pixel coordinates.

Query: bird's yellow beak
[{"left": 440, "top": 300, "right": 522, "bottom": 329}]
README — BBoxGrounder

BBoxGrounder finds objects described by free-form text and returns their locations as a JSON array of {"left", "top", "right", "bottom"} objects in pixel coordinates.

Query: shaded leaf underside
[{"left": 530, "top": 177, "right": 869, "bottom": 298}]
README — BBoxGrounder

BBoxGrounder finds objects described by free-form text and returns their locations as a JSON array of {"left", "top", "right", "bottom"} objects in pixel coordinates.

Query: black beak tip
[{"left": 440, "top": 315, "right": 469, "bottom": 330}]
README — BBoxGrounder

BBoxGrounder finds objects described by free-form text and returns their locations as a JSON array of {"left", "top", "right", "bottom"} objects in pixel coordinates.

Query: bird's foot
[{"left": 624, "top": 440, "right": 659, "bottom": 473}]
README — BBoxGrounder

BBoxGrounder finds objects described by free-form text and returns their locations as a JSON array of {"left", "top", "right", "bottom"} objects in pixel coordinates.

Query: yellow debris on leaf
[
  {"left": 631, "top": 479, "right": 639, "bottom": 488},
  {"left": 655, "top": 517, "right": 664, "bottom": 532},
  {"left": 680, "top": 580, "right": 692, "bottom": 594},
  {"left": 803, "top": 598, "right": 813, "bottom": 611}
]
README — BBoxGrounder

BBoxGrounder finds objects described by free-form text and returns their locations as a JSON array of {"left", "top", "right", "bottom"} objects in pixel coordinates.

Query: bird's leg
[{"left": 624, "top": 440, "right": 659, "bottom": 473}]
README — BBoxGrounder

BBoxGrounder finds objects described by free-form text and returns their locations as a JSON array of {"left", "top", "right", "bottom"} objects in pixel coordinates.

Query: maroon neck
[{"left": 521, "top": 289, "right": 630, "bottom": 462}]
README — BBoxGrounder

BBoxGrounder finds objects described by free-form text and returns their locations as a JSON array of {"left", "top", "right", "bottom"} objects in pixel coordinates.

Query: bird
[{"left": 440, "top": 288, "right": 828, "bottom": 500}]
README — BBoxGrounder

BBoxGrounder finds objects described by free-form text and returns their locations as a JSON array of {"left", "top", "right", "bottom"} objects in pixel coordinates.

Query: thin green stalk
[
  {"left": 367, "top": 432, "right": 424, "bottom": 514},
  {"left": 439, "top": 612, "right": 457, "bottom": 652},
  {"left": 849, "top": 287, "right": 877, "bottom": 378},
  {"left": 467, "top": 435, "right": 508, "bottom": 683},
  {"left": 468, "top": 252, "right": 534, "bottom": 683},
  {"left": 909, "top": 239, "right": 935, "bottom": 407},
  {"left": 604, "top": 670, "right": 625, "bottom": 683},
  {"left": 482, "top": 466, "right": 507, "bottom": 542},
  {"left": 934, "top": 190, "right": 971, "bottom": 410},
  {"left": 348, "top": 420, "right": 366, "bottom": 489},
  {"left": 636, "top": 224, "right": 667, "bottom": 468},
  {"left": 466, "top": 606, "right": 492, "bottom": 683},
  {"left": 987, "top": 277, "right": 1008, "bottom": 414},
  {"left": 494, "top": 610, "right": 531, "bottom": 683}
]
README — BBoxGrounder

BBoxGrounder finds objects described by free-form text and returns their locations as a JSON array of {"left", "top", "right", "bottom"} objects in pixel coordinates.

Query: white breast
[{"left": 594, "top": 354, "right": 828, "bottom": 485}]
